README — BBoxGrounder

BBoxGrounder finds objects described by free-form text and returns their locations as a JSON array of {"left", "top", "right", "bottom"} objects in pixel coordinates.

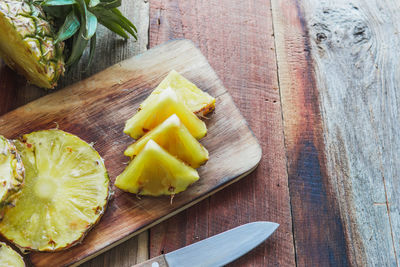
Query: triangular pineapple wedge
[
  {"left": 0, "top": 242, "right": 25, "bottom": 267},
  {"left": 116, "top": 140, "right": 199, "bottom": 196},
  {"left": 140, "top": 70, "right": 215, "bottom": 116},
  {"left": 124, "top": 114, "right": 209, "bottom": 168},
  {"left": 124, "top": 88, "right": 207, "bottom": 140}
]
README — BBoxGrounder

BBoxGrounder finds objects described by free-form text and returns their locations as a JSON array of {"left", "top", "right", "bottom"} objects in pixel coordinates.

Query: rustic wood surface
[
  {"left": 148, "top": 1, "right": 295, "bottom": 267},
  {"left": 0, "top": 40, "right": 262, "bottom": 266},
  {"left": 1, "top": 0, "right": 399, "bottom": 266},
  {"left": 271, "top": 0, "right": 400, "bottom": 266}
]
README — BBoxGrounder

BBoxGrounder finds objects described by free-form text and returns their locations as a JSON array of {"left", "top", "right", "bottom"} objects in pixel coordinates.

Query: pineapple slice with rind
[
  {"left": 0, "top": 242, "right": 25, "bottom": 267},
  {"left": 140, "top": 70, "right": 215, "bottom": 116},
  {"left": 116, "top": 140, "right": 199, "bottom": 196},
  {"left": 125, "top": 114, "right": 209, "bottom": 168},
  {"left": 0, "top": 130, "right": 110, "bottom": 252},
  {"left": 0, "top": 135, "right": 24, "bottom": 209},
  {"left": 124, "top": 88, "right": 207, "bottom": 140}
]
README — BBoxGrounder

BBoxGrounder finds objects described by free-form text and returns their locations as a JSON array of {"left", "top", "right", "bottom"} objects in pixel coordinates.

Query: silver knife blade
[{"left": 164, "top": 221, "right": 279, "bottom": 267}]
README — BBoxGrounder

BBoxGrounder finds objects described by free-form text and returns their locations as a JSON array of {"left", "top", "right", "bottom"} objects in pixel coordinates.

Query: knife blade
[{"left": 134, "top": 221, "right": 279, "bottom": 267}]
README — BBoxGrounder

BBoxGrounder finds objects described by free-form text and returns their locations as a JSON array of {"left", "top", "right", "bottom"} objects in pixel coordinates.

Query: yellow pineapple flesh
[
  {"left": 116, "top": 140, "right": 199, "bottom": 196},
  {"left": 0, "top": 130, "right": 109, "bottom": 251},
  {"left": 0, "top": 135, "right": 24, "bottom": 210},
  {"left": 140, "top": 70, "right": 215, "bottom": 116},
  {"left": 124, "top": 88, "right": 207, "bottom": 140},
  {"left": 125, "top": 114, "right": 209, "bottom": 168},
  {"left": 0, "top": 242, "right": 25, "bottom": 267}
]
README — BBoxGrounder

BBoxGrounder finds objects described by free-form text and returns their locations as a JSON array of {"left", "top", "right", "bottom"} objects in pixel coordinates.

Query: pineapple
[
  {"left": 124, "top": 114, "right": 209, "bottom": 168},
  {"left": 0, "top": 135, "right": 24, "bottom": 210},
  {"left": 0, "top": 0, "right": 65, "bottom": 89},
  {"left": 124, "top": 88, "right": 207, "bottom": 140},
  {"left": 0, "top": 130, "right": 110, "bottom": 251},
  {"left": 0, "top": 242, "right": 25, "bottom": 267},
  {"left": 140, "top": 70, "right": 216, "bottom": 116},
  {"left": 116, "top": 140, "right": 199, "bottom": 196},
  {"left": 0, "top": 0, "right": 136, "bottom": 89}
]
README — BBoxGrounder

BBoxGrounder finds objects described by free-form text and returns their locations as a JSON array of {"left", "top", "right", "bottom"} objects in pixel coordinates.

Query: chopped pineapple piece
[
  {"left": 125, "top": 114, "right": 208, "bottom": 168},
  {"left": 0, "top": 130, "right": 110, "bottom": 251},
  {"left": 116, "top": 140, "right": 199, "bottom": 196},
  {"left": 0, "top": 135, "right": 24, "bottom": 209},
  {"left": 140, "top": 70, "right": 215, "bottom": 116},
  {"left": 124, "top": 88, "right": 207, "bottom": 140},
  {"left": 0, "top": 242, "right": 25, "bottom": 267}
]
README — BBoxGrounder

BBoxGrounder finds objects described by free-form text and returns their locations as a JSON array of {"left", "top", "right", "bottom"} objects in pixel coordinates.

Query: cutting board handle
[{"left": 133, "top": 255, "right": 169, "bottom": 267}]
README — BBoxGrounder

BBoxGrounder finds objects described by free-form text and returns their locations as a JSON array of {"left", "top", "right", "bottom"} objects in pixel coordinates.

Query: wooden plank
[
  {"left": 0, "top": 40, "right": 262, "bottom": 266},
  {"left": 81, "top": 1, "right": 150, "bottom": 266},
  {"left": 272, "top": 0, "right": 400, "bottom": 265},
  {"left": 149, "top": 1, "right": 295, "bottom": 266},
  {"left": 0, "top": 1, "right": 150, "bottom": 266},
  {"left": 270, "top": 0, "right": 351, "bottom": 266}
]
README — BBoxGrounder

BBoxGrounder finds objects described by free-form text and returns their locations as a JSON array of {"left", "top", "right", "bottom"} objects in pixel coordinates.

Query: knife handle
[{"left": 133, "top": 255, "right": 169, "bottom": 267}]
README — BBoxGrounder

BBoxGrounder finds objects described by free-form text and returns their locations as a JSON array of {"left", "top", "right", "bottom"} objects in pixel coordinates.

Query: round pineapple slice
[
  {"left": 0, "top": 135, "right": 24, "bottom": 209},
  {"left": 0, "top": 130, "right": 109, "bottom": 252},
  {"left": 0, "top": 242, "right": 25, "bottom": 267}
]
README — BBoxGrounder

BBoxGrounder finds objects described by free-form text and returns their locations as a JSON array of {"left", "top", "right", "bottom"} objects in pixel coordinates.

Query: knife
[{"left": 134, "top": 221, "right": 279, "bottom": 267}]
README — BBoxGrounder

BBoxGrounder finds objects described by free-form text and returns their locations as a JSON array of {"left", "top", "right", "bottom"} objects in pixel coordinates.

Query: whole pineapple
[
  {"left": 0, "top": 0, "right": 65, "bottom": 88},
  {"left": 0, "top": 0, "right": 137, "bottom": 89}
]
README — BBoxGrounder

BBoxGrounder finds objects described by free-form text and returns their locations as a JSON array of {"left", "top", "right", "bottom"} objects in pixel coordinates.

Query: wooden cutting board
[{"left": 0, "top": 39, "right": 261, "bottom": 266}]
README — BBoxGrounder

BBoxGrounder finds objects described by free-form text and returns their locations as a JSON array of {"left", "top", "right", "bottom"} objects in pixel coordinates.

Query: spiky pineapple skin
[{"left": 0, "top": 0, "right": 65, "bottom": 89}]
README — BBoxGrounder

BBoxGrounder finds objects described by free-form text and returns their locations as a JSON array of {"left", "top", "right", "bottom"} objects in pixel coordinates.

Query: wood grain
[
  {"left": 0, "top": 40, "right": 261, "bottom": 267},
  {"left": 0, "top": 1, "right": 150, "bottom": 266},
  {"left": 271, "top": 0, "right": 350, "bottom": 266},
  {"left": 149, "top": 1, "right": 295, "bottom": 266},
  {"left": 272, "top": 0, "right": 400, "bottom": 266}
]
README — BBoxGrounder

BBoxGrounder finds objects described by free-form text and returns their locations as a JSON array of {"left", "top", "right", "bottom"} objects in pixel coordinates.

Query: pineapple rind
[
  {"left": 124, "top": 114, "right": 209, "bottom": 168},
  {"left": 0, "top": 135, "right": 24, "bottom": 210},
  {"left": 124, "top": 88, "right": 207, "bottom": 140},
  {"left": 140, "top": 70, "right": 216, "bottom": 116},
  {"left": 0, "top": 130, "right": 109, "bottom": 252},
  {"left": 116, "top": 140, "right": 199, "bottom": 196},
  {"left": 0, "top": 0, "right": 65, "bottom": 89},
  {"left": 0, "top": 241, "right": 25, "bottom": 267}
]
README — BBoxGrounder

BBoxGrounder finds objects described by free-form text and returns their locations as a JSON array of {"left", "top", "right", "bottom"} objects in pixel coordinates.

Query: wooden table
[{"left": 1, "top": 0, "right": 399, "bottom": 266}]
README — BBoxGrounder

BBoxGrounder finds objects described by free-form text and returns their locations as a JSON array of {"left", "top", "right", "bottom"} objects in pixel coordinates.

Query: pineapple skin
[
  {"left": 0, "top": 242, "right": 25, "bottom": 267},
  {"left": 0, "top": 136, "right": 24, "bottom": 212},
  {"left": 0, "top": 0, "right": 65, "bottom": 89}
]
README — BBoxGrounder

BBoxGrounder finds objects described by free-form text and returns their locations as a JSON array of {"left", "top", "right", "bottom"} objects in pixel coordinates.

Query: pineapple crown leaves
[{"left": 34, "top": 0, "right": 137, "bottom": 67}]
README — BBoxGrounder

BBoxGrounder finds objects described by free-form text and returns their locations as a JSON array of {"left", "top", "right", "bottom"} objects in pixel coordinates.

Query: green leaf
[
  {"left": 91, "top": 7, "right": 136, "bottom": 39},
  {"left": 85, "top": 33, "right": 97, "bottom": 71},
  {"left": 98, "top": 0, "right": 121, "bottom": 9},
  {"left": 42, "top": 6, "right": 72, "bottom": 19},
  {"left": 42, "top": 0, "right": 77, "bottom": 6},
  {"left": 66, "top": 30, "right": 89, "bottom": 65},
  {"left": 111, "top": 8, "right": 137, "bottom": 34},
  {"left": 56, "top": 11, "right": 80, "bottom": 43},
  {"left": 89, "top": 0, "right": 100, "bottom": 7},
  {"left": 86, "top": 11, "right": 98, "bottom": 39},
  {"left": 98, "top": 18, "right": 128, "bottom": 39}
]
